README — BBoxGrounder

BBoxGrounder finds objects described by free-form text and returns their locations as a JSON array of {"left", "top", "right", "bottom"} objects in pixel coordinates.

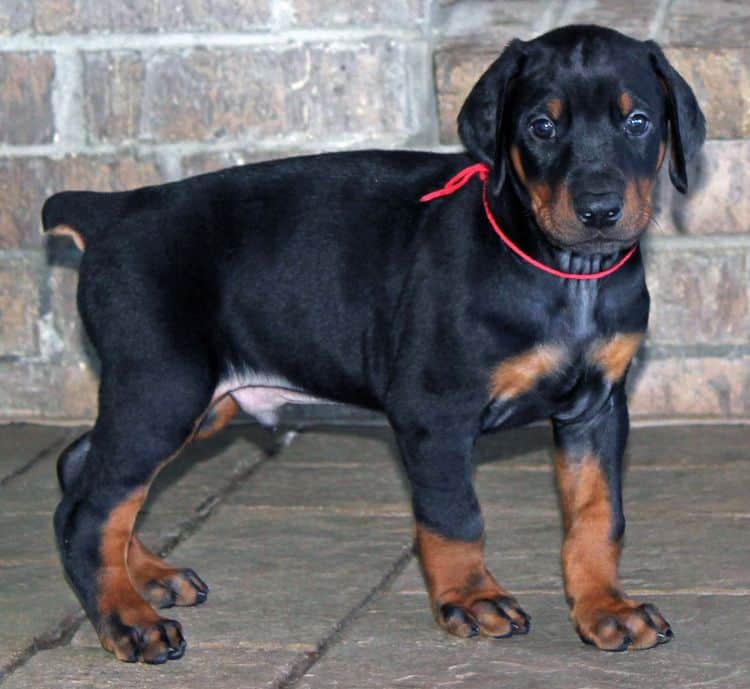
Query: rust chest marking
[
  {"left": 489, "top": 344, "right": 567, "bottom": 401},
  {"left": 587, "top": 332, "right": 645, "bottom": 383}
]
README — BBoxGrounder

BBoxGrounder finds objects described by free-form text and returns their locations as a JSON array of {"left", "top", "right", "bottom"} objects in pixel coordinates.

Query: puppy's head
[{"left": 458, "top": 25, "right": 706, "bottom": 255}]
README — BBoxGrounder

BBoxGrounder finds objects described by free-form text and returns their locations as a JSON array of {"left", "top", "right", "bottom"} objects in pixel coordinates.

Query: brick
[
  {"left": 0, "top": 1, "right": 32, "bottom": 33},
  {"left": 83, "top": 52, "right": 144, "bottom": 144},
  {"left": 662, "top": 0, "right": 750, "bottom": 48},
  {"left": 86, "top": 43, "right": 419, "bottom": 145},
  {"left": 560, "top": 0, "right": 658, "bottom": 40},
  {"left": 628, "top": 355, "right": 750, "bottom": 418},
  {"left": 665, "top": 47, "right": 750, "bottom": 140},
  {"left": 0, "top": 53, "right": 55, "bottom": 145},
  {"left": 434, "top": 0, "right": 544, "bottom": 42},
  {"left": 652, "top": 140, "right": 750, "bottom": 235},
  {"left": 287, "top": 0, "right": 424, "bottom": 27},
  {"left": 435, "top": 45, "right": 498, "bottom": 144},
  {"left": 645, "top": 245, "right": 750, "bottom": 346},
  {"left": 0, "top": 253, "right": 41, "bottom": 357},
  {"left": 180, "top": 149, "right": 298, "bottom": 177},
  {"left": 47, "top": 263, "right": 94, "bottom": 366},
  {"left": 29, "top": 0, "right": 270, "bottom": 34},
  {"left": 0, "top": 361, "right": 97, "bottom": 420},
  {"left": 0, "top": 154, "right": 166, "bottom": 249}
]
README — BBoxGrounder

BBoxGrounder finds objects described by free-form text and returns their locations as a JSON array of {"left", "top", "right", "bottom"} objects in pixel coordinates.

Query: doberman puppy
[{"left": 44, "top": 25, "right": 705, "bottom": 663}]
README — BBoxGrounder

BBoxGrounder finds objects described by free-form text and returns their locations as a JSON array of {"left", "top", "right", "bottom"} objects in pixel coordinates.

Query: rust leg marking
[
  {"left": 416, "top": 525, "right": 530, "bottom": 639},
  {"left": 555, "top": 454, "right": 672, "bottom": 651},
  {"left": 128, "top": 536, "right": 208, "bottom": 609}
]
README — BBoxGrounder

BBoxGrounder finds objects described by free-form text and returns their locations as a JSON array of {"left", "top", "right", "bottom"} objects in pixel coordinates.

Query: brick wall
[{"left": 0, "top": 0, "right": 748, "bottom": 421}]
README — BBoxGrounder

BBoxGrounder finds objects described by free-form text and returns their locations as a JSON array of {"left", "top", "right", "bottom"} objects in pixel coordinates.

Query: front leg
[
  {"left": 553, "top": 387, "right": 672, "bottom": 651},
  {"left": 392, "top": 414, "right": 530, "bottom": 639}
]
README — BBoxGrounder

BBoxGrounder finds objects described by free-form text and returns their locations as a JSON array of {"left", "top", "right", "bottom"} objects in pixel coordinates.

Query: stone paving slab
[
  {"left": 0, "top": 425, "right": 270, "bottom": 675},
  {"left": 0, "top": 423, "right": 70, "bottom": 485},
  {"left": 1, "top": 423, "right": 748, "bottom": 688},
  {"left": 299, "top": 565, "right": 749, "bottom": 689}
]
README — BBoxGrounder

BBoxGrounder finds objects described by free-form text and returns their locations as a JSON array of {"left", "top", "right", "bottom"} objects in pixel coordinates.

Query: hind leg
[{"left": 54, "top": 364, "right": 214, "bottom": 663}]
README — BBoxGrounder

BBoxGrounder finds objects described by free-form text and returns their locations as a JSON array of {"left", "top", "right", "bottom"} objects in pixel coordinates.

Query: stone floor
[{"left": 0, "top": 421, "right": 748, "bottom": 688}]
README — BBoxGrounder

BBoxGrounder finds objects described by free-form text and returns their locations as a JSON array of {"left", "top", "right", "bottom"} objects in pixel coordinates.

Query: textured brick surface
[
  {"left": 0, "top": 254, "right": 41, "bottom": 358},
  {"left": 83, "top": 52, "right": 144, "bottom": 144},
  {"left": 645, "top": 245, "right": 750, "bottom": 345},
  {"left": 0, "top": 53, "right": 55, "bottom": 145},
  {"left": 560, "top": 0, "right": 659, "bottom": 40},
  {"left": 0, "top": 155, "right": 166, "bottom": 249},
  {"left": 1, "top": 0, "right": 271, "bottom": 35},
  {"left": 629, "top": 356, "right": 750, "bottom": 418},
  {"left": 84, "top": 43, "right": 421, "bottom": 145},
  {"left": 47, "top": 262, "right": 92, "bottom": 366},
  {"left": 288, "top": 0, "right": 425, "bottom": 27},
  {"left": 662, "top": 0, "right": 750, "bottom": 47},
  {"left": 652, "top": 140, "right": 750, "bottom": 235},
  {"left": 0, "top": 361, "right": 98, "bottom": 419},
  {"left": 665, "top": 47, "right": 750, "bottom": 140},
  {"left": 0, "top": 3, "right": 749, "bottom": 421},
  {"left": 434, "top": 0, "right": 545, "bottom": 41}
]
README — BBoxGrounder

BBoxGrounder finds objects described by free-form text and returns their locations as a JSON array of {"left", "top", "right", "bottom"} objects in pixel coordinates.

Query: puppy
[{"left": 45, "top": 25, "right": 705, "bottom": 663}]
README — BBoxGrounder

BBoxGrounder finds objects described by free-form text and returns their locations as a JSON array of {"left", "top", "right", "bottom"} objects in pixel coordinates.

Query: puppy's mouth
[{"left": 534, "top": 208, "right": 651, "bottom": 257}]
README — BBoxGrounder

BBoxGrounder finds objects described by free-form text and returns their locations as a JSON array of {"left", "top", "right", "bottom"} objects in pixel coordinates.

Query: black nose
[{"left": 574, "top": 193, "right": 623, "bottom": 228}]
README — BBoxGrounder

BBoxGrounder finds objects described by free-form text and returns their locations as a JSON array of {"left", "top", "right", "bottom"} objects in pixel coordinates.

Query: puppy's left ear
[
  {"left": 458, "top": 39, "right": 525, "bottom": 192},
  {"left": 647, "top": 43, "right": 706, "bottom": 194}
]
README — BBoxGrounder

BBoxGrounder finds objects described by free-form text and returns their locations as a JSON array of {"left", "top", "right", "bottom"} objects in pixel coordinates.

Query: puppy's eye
[
  {"left": 624, "top": 112, "right": 651, "bottom": 136},
  {"left": 530, "top": 117, "right": 556, "bottom": 140}
]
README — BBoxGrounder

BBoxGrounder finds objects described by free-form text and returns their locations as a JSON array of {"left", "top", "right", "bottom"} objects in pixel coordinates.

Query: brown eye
[
  {"left": 530, "top": 117, "right": 556, "bottom": 140},
  {"left": 624, "top": 112, "right": 651, "bottom": 137}
]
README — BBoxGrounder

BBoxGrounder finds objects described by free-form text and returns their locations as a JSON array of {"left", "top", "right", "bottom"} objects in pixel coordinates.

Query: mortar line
[
  {"left": 0, "top": 28, "right": 424, "bottom": 52},
  {"left": 0, "top": 428, "right": 297, "bottom": 684},
  {"left": 649, "top": 0, "right": 674, "bottom": 40},
  {"left": 274, "top": 543, "right": 415, "bottom": 689},
  {"left": 0, "top": 427, "right": 74, "bottom": 488}
]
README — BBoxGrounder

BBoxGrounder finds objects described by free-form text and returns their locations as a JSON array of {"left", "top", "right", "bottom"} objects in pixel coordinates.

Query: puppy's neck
[{"left": 489, "top": 183, "right": 632, "bottom": 278}]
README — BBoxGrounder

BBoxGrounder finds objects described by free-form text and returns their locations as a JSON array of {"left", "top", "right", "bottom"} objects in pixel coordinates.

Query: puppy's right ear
[{"left": 457, "top": 39, "right": 525, "bottom": 188}]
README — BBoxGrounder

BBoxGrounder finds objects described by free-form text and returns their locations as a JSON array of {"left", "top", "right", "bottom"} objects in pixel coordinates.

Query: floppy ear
[
  {"left": 457, "top": 39, "right": 525, "bottom": 192},
  {"left": 647, "top": 43, "right": 706, "bottom": 194}
]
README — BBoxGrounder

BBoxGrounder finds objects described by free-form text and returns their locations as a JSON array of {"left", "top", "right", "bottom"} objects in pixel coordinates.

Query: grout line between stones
[
  {"left": 0, "top": 428, "right": 297, "bottom": 685},
  {"left": 273, "top": 543, "right": 415, "bottom": 689}
]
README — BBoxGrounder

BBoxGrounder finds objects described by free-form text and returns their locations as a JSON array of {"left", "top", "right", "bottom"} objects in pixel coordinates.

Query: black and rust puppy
[{"left": 44, "top": 25, "right": 704, "bottom": 663}]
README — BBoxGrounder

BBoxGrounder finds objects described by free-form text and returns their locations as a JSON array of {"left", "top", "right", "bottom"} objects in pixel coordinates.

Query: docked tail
[{"left": 42, "top": 190, "right": 123, "bottom": 250}]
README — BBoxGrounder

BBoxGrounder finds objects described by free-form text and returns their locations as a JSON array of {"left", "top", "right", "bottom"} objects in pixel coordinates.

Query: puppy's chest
[{"left": 484, "top": 330, "right": 643, "bottom": 429}]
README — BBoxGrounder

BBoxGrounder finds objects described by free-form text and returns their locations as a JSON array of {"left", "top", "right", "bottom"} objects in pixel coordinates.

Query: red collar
[{"left": 420, "top": 162, "right": 638, "bottom": 281}]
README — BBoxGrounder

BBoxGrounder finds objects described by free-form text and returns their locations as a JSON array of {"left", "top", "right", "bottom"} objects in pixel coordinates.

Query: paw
[
  {"left": 573, "top": 597, "right": 673, "bottom": 651},
  {"left": 99, "top": 614, "right": 186, "bottom": 664},
  {"left": 140, "top": 568, "right": 209, "bottom": 609},
  {"left": 437, "top": 594, "right": 531, "bottom": 639}
]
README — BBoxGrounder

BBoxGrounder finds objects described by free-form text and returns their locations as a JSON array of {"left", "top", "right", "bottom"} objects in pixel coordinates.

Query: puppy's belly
[
  {"left": 230, "top": 386, "right": 326, "bottom": 425},
  {"left": 213, "top": 373, "right": 329, "bottom": 426}
]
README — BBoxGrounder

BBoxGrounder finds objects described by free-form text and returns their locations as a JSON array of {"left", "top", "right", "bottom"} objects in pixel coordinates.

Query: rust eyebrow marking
[
  {"left": 490, "top": 344, "right": 566, "bottom": 400},
  {"left": 588, "top": 333, "right": 645, "bottom": 382},
  {"left": 547, "top": 98, "right": 563, "bottom": 120},
  {"left": 619, "top": 91, "right": 634, "bottom": 116}
]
